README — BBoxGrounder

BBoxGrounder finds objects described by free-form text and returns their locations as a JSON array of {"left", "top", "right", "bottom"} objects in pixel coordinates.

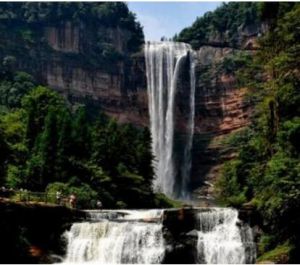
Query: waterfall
[
  {"left": 145, "top": 41, "right": 196, "bottom": 198},
  {"left": 63, "top": 210, "right": 165, "bottom": 264},
  {"left": 62, "top": 208, "right": 256, "bottom": 264},
  {"left": 196, "top": 208, "right": 256, "bottom": 264}
]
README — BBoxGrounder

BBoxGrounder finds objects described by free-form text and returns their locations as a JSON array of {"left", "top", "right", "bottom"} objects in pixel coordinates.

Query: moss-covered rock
[{"left": 257, "top": 242, "right": 293, "bottom": 264}]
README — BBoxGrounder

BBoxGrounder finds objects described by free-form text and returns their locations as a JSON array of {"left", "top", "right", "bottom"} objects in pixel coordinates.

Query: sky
[{"left": 128, "top": 2, "right": 222, "bottom": 41}]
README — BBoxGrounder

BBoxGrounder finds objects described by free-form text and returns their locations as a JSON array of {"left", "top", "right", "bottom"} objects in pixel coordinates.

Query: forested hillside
[{"left": 214, "top": 3, "right": 299, "bottom": 263}]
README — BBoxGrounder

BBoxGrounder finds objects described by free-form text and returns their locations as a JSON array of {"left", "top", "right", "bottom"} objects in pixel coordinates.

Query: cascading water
[
  {"left": 63, "top": 210, "right": 165, "bottom": 264},
  {"left": 196, "top": 208, "right": 256, "bottom": 264},
  {"left": 61, "top": 208, "right": 256, "bottom": 264},
  {"left": 145, "top": 41, "right": 196, "bottom": 198}
]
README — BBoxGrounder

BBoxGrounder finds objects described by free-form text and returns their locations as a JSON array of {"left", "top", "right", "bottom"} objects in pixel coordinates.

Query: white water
[
  {"left": 63, "top": 210, "right": 165, "bottom": 264},
  {"left": 62, "top": 208, "right": 255, "bottom": 264},
  {"left": 145, "top": 41, "right": 196, "bottom": 198},
  {"left": 86, "top": 209, "right": 163, "bottom": 221},
  {"left": 181, "top": 50, "right": 196, "bottom": 198},
  {"left": 196, "top": 208, "right": 256, "bottom": 264}
]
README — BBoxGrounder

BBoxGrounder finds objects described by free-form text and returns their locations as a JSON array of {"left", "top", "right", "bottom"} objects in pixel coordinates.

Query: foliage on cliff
[
  {"left": 175, "top": 2, "right": 260, "bottom": 49},
  {"left": 0, "top": 70, "right": 169, "bottom": 208},
  {"left": 0, "top": 2, "right": 144, "bottom": 74},
  {"left": 216, "top": 3, "right": 300, "bottom": 262}
]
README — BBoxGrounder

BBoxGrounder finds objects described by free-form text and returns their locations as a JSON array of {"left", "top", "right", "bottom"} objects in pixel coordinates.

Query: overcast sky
[{"left": 128, "top": 2, "right": 222, "bottom": 41}]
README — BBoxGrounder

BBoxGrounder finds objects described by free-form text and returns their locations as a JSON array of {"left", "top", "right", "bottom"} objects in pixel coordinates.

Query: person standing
[
  {"left": 69, "top": 193, "right": 76, "bottom": 209},
  {"left": 96, "top": 200, "right": 102, "bottom": 209},
  {"left": 56, "top": 191, "right": 62, "bottom": 205}
]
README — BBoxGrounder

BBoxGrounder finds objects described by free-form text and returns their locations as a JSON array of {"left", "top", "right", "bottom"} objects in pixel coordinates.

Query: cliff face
[
  {"left": 187, "top": 26, "right": 261, "bottom": 198},
  {"left": 43, "top": 23, "right": 129, "bottom": 96},
  {"left": 42, "top": 23, "right": 148, "bottom": 124},
  {"left": 177, "top": 46, "right": 253, "bottom": 135},
  {"left": 172, "top": 22, "right": 262, "bottom": 199}
]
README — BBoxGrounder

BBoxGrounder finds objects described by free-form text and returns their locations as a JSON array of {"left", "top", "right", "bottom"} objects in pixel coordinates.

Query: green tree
[
  {"left": 56, "top": 110, "right": 73, "bottom": 182},
  {"left": 26, "top": 108, "right": 59, "bottom": 190},
  {"left": 22, "top": 86, "right": 65, "bottom": 149},
  {"left": 0, "top": 110, "right": 27, "bottom": 188},
  {"left": 72, "top": 106, "right": 90, "bottom": 160},
  {"left": 0, "top": 72, "right": 35, "bottom": 109}
]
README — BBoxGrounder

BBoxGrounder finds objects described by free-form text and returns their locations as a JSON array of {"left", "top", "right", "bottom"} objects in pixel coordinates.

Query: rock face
[
  {"left": 45, "top": 23, "right": 149, "bottom": 126},
  {"left": 42, "top": 23, "right": 129, "bottom": 96},
  {"left": 188, "top": 45, "right": 254, "bottom": 198},
  {"left": 173, "top": 23, "right": 261, "bottom": 198}
]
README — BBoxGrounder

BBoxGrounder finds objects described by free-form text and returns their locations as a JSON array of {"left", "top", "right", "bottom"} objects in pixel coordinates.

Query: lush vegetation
[
  {"left": 0, "top": 3, "right": 299, "bottom": 262},
  {"left": 175, "top": 2, "right": 260, "bottom": 49},
  {"left": 216, "top": 3, "right": 300, "bottom": 262},
  {"left": 0, "top": 63, "right": 177, "bottom": 209}
]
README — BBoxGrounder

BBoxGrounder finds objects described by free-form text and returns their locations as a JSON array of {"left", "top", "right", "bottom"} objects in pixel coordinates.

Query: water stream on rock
[{"left": 145, "top": 41, "right": 196, "bottom": 198}]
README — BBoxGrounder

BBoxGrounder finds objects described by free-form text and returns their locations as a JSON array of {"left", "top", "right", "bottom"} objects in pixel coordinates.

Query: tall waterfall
[
  {"left": 145, "top": 41, "right": 196, "bottom": 198},
  {"left": 196, "top": 208, "right": 256, "bottom": 264},
  {"left": 63, "top": 210, "right": 165, "bottom": 264}
]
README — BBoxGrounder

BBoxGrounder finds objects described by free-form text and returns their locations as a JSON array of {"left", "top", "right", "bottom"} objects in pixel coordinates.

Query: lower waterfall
[
  {"left": 196, "top": 208, "right": 256, "bottom": 264},
  {"left": 61, "top": 208, "right": 256, "bottom": 264}
]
